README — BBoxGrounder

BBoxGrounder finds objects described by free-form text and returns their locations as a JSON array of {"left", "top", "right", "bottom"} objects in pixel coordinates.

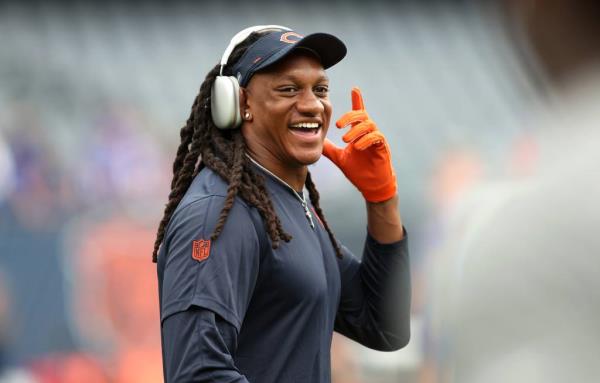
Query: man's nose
[{"left": 296, "top": 89, "right": 324, "bottom": 115}]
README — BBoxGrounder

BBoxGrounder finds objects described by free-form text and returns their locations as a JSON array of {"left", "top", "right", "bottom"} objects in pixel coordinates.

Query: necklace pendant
[
  {"left": 304, "top": 207, "right": 315, "bottom": 229},
  {"left": 298, "top": 193, "right": 315, "bottom": 230}
]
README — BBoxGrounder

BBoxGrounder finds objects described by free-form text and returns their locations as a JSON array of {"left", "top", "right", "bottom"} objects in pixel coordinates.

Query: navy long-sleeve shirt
[{"left": 157, "top": 164, "right": 411, "bottom": 382}]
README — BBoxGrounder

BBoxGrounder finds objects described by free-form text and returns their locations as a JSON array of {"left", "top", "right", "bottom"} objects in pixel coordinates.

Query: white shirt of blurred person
[{"left": 428, "top": 1, "right": 600, "bottom": 382}]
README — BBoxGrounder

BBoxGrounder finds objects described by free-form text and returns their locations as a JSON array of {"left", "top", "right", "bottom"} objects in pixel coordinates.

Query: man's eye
[
  {"left": 315, "top": 86, "right": 329, "bottom": 94},
  {"left": 279, "top": 87, "right": 297, "bottom": 93}
]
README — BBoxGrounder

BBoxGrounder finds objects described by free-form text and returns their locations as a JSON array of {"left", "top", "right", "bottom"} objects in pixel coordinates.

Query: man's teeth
[{"left": 290, "top": 122, "right": 320, "bottom": 129}]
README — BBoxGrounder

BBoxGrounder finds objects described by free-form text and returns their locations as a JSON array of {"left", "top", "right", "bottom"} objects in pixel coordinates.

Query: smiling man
[
  {"left": 241, "top": 52, "right": 332, "bottom": 188},
  {"left": 153, "top": 26, "right": 411, "bottom": 383}
]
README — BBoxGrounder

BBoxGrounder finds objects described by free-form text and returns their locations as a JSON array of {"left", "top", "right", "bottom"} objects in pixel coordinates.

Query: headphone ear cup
[{"left": 211, "top": 76, "right": 241, "bottom": 129}]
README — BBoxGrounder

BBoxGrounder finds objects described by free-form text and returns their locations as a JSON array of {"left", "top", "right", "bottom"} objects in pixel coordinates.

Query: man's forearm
[{"left": 366, "top": 194, "right": 404, "bottom": 244}]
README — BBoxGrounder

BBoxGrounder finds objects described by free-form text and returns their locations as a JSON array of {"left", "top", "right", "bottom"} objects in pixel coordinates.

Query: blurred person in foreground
[
  {"left": 153, "top": 25, "right": 411, "bottom": 382},
  {"left": 428, "top": 1, "right": 600, "bottom": 382}
]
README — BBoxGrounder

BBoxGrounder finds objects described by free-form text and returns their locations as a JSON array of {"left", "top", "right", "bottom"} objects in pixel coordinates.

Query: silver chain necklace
[{"left": 246, "top": 154, "right": 315, "bottom": 229}]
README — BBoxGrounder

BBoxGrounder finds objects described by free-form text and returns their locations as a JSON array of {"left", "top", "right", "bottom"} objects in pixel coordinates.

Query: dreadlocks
[{"left": 152, "top": 32, "right": 342, "bottom": 262}]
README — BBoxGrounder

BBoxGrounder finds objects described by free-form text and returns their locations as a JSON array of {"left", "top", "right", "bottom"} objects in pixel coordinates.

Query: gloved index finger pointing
[{"left": 351, "top": 87, "right": 365, "bottom": 111}]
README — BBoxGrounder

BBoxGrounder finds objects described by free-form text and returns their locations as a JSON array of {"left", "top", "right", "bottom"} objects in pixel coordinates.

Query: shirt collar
[{"left": 245, "top": 154, "right": 307, "bottom": 200}]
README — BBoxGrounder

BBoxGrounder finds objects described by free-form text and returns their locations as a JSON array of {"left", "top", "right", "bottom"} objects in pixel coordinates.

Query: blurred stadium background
[{"left": 2, "top": 0, "right": 587, "bottom": 382}]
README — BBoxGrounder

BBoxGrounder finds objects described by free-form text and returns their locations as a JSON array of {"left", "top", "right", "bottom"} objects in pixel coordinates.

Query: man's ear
[{"left": 239, "top": 87, "right": 252, "bottom": 121}]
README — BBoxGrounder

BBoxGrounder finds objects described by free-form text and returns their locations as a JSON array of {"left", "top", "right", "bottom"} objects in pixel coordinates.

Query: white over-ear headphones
[{"left": 211, "top": 25, "right": 291, "bottom": 130}]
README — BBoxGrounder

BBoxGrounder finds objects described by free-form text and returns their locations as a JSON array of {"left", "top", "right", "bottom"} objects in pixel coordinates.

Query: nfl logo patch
[{"left": 192, "top": 239, "right": 211, "bottom": 262}]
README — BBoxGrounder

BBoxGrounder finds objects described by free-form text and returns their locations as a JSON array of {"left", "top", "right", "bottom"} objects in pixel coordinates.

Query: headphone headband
[{"left": 219, "top": 24, "right": 291, "bottom": 75}]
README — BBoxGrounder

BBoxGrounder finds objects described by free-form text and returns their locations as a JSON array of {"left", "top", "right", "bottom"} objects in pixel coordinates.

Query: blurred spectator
[
  {"left": 3, "top": 113, "right": 68, "bottom": 230},
  {"left": 66, "top": 214, "right": 162, "bottom": 383},
  {"left": 75, "top": 106, "right": 169, "bottom": 208},
  {"left": 428, "top": 0, "right": 600, "bottom": 382},
  {"left": 0, "top": 104, "right": 78, "bottom": 364}
]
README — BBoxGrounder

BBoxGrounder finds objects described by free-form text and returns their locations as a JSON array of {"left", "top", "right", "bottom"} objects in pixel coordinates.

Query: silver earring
[{"left": 244, "top": 111, "right": 251, "bottom": 120}]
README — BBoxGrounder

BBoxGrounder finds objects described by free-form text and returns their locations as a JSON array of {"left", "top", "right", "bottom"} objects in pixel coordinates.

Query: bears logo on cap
[{"left": 280, "top": 32, "right": 303, "bottom": 44}]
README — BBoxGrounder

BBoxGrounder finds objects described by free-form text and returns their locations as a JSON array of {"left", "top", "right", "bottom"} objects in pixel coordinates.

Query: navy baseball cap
[{"left": 231, "top": 29, "right": 347, "bottom": 87}]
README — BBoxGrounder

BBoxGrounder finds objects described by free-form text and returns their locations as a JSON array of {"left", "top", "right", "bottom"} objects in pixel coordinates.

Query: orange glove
[{"left": 323, "top": 87, "right": 397, "bottom": 203}]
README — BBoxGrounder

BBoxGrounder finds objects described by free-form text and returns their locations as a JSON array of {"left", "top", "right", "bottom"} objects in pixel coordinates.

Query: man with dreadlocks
[{"left": 154, "top": 25, "right": 411, "bottom": 382}]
